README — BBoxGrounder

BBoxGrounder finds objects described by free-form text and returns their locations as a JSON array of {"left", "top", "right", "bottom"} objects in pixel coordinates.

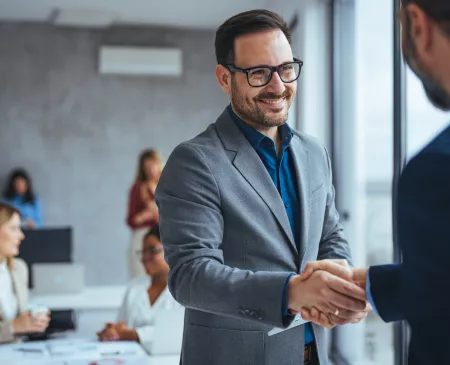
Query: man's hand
[
  {"left": 300, "top": 302, "right": 372, "bottom": 328},
  {"left": 288, "top": 269, "right": 367, "bottom": 315},
  {"left": 300, "top": 260, "right": 368, "bottom": 289},
  {"left": 292, "top": 260, "right": 371, "bottom": 327}
]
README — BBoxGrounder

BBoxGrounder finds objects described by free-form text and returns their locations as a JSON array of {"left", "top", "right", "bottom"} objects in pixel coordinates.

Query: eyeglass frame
[{"left": 223, "top": 58, "right": 303, "bottom": 88}]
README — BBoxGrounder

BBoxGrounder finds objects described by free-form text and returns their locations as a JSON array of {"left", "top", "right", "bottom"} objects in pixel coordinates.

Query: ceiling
[{"left": 0, "top": 0, "right": 305, "bottom": 29}]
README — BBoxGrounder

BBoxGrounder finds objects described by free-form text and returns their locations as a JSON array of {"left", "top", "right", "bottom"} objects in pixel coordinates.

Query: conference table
[
  {"left": 0, "top": 338, "right": 180, "bottom": 365},
  {"left": 25, "top": 286, "right": 180, "bottom": 365}
]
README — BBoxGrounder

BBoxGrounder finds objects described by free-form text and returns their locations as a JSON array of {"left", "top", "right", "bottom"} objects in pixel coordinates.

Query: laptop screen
[{"left": 18, "top": 227, "right": 72, "bottom": 288}]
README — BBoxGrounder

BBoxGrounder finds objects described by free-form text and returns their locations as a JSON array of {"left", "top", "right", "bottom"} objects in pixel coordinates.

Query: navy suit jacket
[{"left": 369, "top": 125, "right": 450, "bottom": 365}]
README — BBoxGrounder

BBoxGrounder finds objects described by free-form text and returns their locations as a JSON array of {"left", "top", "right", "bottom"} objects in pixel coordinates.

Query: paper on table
[
  {"left": 65, "top": 358, "right": 148, "bottom": 365},
  {"left": 0, "top": 342, "right": 50, "bottom": 361},
  {"left": 268, "top": 313, "right": 309, "bottom": 336},
  {"left": 96, "top": 341, "right": 147, "bottom": 358},
  {"left": 0, "top": 340, "right": 149, "bottom": 365}
]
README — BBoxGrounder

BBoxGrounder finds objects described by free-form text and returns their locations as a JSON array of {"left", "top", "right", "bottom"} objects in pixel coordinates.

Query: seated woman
[
  {"left": 0, "top": 203, "right": 50, "bottom": 343},
  {"left": 2, "top": 169, "right": 42, "bottom": 229},
  {"left": 97, "top": 226, "right": 181, "bottom": 351}
]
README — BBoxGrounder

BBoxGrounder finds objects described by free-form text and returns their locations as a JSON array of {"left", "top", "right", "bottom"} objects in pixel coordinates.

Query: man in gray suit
[{"left": 156, "top": 10, "right": 368, "bottom": 365}]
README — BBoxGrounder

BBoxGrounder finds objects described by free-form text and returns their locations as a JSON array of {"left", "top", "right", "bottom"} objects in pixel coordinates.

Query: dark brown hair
[
  {"left": 215, "top": 9, "right": 292, "bottom": 65},
  {"left": 402, "top": 0, "right": 450, "bottom": 34},
  {"left": 3, "top": 168, "right": 36, "bottom": 204}
]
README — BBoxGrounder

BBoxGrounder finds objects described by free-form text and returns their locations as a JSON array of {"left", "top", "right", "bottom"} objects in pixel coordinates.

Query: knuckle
[
  {"left": 319, "top": 287, "right": 329, "bottom": 297},
  {"left": 344, "top": 298, "right": 354, "bottom": 309},
  {"left": 318, "top": 271, "right": 329, "bottom": 282}
]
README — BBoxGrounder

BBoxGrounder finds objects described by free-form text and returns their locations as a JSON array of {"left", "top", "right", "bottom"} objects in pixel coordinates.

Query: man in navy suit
[{"left": 299, "top": 1, "right": 450, "bottom": 364}]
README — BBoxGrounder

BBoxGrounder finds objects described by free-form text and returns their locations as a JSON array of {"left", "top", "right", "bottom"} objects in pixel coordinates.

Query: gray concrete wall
[{"left": 0, "top": 23, "right": 227, "bottom": 285}]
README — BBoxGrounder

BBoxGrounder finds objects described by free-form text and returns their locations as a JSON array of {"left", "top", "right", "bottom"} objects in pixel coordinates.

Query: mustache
[{"left": 256, "top": 91, "right": 292, "bottom": 100}]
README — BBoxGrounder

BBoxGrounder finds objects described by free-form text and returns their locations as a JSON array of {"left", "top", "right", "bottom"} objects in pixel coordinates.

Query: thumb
[{"left": 300, "top": 308, "right": 311, "bottom": 319}]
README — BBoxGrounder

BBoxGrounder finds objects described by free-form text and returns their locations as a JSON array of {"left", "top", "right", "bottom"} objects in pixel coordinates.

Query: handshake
[{"left": 288, "top": 260, "right": 371, "bottom": 328}]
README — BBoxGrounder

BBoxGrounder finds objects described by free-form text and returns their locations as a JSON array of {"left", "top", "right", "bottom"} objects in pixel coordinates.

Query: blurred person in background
[
  {"left": 2, "top": 169, "right": 42, "bottom": 229},
  {"left": 126, "top": 149, "right": 162, "bottom": 278},
  {"left": 96, "top": 226, "right": 180, "bottom": 352},
  {"left": 0, "top": 203, "right": 50, "bottom": 343}
]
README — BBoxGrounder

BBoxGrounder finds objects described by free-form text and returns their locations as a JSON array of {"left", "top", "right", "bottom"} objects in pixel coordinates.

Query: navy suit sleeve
[
  {"left": 367, "top": 264, "right": 404, "bottom": 323},
  {"left": 369, "top": 150, "right": 450, "bottom": 334},
  {"left": 398, "top": 152, "right": 450, "bottom": 323}
]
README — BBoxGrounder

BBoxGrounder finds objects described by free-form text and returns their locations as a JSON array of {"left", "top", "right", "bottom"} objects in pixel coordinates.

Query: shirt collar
[{"left": 227, "top": 104, "right": 293, "bottom": 150}]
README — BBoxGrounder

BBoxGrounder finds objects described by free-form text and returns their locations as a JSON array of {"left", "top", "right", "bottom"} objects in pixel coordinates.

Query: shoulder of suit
[
  {"left": 186, "top": 124, "right": 219, "bottom": 148},
  {"left": 167, "top": 125, "right": 220, "bottom": 163},
  {"left": 418, "top": 126, "right": 450, "bottom": 157}
]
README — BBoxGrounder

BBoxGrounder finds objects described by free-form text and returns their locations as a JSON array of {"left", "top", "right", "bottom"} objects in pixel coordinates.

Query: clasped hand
[
  {"left": 97, "top": 321, "right": 139, "bottom": 342},
  {"left": 287, "top": 260, "right": 371, "bottom": 329}
]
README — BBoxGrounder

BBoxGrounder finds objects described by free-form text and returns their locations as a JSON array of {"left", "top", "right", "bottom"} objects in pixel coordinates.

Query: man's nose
[{"left": 265, "top": 71, "right": 286, "bottom": 95}]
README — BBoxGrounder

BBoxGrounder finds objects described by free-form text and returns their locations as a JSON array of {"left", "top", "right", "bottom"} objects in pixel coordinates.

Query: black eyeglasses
[
  {"left": 224, "top": 58, "right": 303, "bottom": 88},
  {"left": 137, "top": 247, "right": 164, "bottom": 257}
]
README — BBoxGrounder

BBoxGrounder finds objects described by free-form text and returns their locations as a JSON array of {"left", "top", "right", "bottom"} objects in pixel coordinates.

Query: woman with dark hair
[
  {"left": 2, "top": 169, "right": 42, "bottom": 229},
  {"left": 126, "top": 149, "right": 162, "bottom": 278},
  {"left": 96, "top": 226, "right": 180, "bottom": 352}
]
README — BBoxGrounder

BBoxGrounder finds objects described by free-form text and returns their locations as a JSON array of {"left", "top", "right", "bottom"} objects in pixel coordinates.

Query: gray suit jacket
[
  {"left": 0, "top": 258, "right": 28, "bottom": 343},
  {"left": 156, "top": 108, "right": 352, "bottom": 365}
]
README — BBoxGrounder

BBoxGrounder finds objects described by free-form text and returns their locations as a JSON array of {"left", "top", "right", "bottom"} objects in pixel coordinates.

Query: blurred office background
[{"left": 0, "top": 0, "right": 448, "bottom": 364}]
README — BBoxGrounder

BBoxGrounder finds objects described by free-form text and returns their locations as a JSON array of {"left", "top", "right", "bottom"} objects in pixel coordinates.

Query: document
[
  {"left": 0, "top": 341, "right": 49, "bottom": 361},
  {"left": 268, "top": 313, "right": 309, "bottom": 336},
  {"left": 0, "top": 340, "right": 148, "bottom": 364}
]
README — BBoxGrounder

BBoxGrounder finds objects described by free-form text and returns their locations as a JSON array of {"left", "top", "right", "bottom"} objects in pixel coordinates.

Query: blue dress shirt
[
  {"left": 3, "top": 195, "right": 43, "bottom": 228},
  {"left": 228, "top": 105, "right": 314, "bottom": 344}
]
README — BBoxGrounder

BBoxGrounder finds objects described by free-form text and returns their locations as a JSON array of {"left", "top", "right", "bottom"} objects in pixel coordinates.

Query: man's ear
[
  {"left": 215, "top": 64, "right": 232, "bottom": 94},
  {"left": 405, "top": 3, "right": 433, "bottom": 55}
]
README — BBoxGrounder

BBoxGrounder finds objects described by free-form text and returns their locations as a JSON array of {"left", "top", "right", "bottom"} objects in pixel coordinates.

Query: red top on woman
[{"left": 126, "top": 181, "right": 158, "bottom": 229}]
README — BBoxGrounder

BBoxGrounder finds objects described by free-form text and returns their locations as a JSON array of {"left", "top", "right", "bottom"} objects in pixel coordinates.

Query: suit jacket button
[
  {"left": 250, "top": 311, "right": 258, "bottom": 319},
  {"left": 238, "top": 309, "right": 245, "bottom": 316},
  {"left": 244, "top": 309, "right": 250, "bottom": 316}
]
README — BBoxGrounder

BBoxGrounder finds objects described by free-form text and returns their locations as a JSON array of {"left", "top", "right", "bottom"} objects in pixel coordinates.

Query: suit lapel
[
  {"left": 233, "top": 147, "right": 297, "bottom": 252},
  {"left": 215, "top": 109, "right": 297, "bottom": 254},
  {"left": 289, "top": 135, "right": 310, "bottom": 265}
]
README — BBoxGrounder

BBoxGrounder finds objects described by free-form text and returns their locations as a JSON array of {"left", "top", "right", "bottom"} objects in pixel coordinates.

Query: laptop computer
[
  {"left": 18, "top": 227, "right": 72, "bottom": 288},
  {"left": 148, "top": 307, "right": 185, "bottom": 355},
  {"left": 32, "top": 263, "right": 85, "bottom": 295}
]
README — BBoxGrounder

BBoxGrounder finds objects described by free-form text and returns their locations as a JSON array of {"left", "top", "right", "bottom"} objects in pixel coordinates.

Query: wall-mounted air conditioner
[{"left": 99, "top": 46, "right": 182, "bottom": 77}]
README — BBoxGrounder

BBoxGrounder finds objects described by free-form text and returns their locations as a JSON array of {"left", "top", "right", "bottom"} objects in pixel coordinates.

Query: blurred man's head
[
  {"left": 214, "top": 10, "right": 302, "bottom": 130},
  {"left": 400, "top": 0, "right": 450, "bottom": 110}
]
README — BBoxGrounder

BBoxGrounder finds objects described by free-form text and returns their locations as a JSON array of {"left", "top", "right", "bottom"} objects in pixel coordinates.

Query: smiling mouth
[
  {"left": 260, "top": 97, "right": 285, "bottom": 103},
  {"left": 258, "top": 97, "right": 287, "bottom": 106}
]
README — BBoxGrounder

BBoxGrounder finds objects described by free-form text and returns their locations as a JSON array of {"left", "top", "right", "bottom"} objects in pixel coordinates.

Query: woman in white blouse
[
  {"left": 0, "top": 203, "right": 50, "bottom": 343},
  {"left": 97, "top": 226, "right": 181, "bottom": 350}
]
